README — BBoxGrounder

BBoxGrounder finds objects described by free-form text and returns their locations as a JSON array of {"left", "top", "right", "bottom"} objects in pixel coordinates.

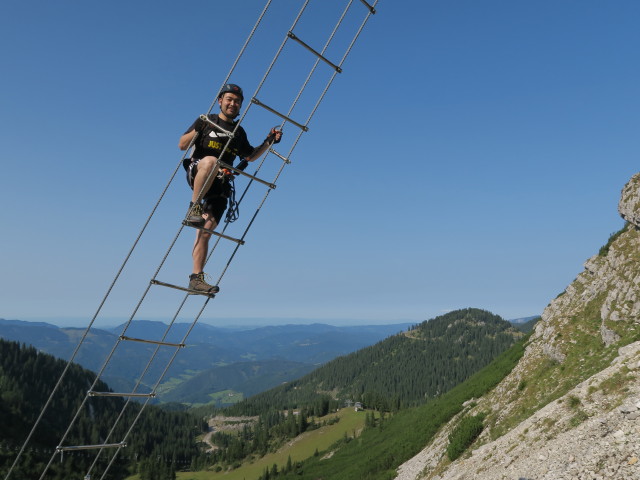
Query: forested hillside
[
  {"left": 0, "top": 339, "right": 202, "bottom": 480},
  {"left": 225, "top": 308, "right": 523, "bottom": 415},
  {"left": 247, "top": 335, "right": 530, "bottom": 480}
]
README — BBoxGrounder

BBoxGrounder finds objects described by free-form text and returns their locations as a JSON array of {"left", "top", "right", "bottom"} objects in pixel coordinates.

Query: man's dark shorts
[{"left": 186, "top": 158, "right": 229, "bottom": 224}]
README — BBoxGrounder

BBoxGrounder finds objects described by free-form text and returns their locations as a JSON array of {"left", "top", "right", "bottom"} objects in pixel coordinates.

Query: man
[{"left": 178, "top": 83, "right": 282, "bottom": 295}]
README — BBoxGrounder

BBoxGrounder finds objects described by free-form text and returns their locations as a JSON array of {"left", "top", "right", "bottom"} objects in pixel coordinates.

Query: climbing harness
[{"left": 225, "top": 174, "right": 240, "bottom": 223}]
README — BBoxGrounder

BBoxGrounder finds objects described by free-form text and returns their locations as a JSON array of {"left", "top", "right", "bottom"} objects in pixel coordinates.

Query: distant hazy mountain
[
  {"left": 0, "top": 319, "right": 412, "bottom": 403},
  {"left": 105, "top": 320, "right": 412, "bottom": 364},
  {"left": 508, "top": 315, "right": 538, "bottom": 324},
  {"left": 160, "top": 360, "right": 317, "bottom": 406},
  {"left": 510, "top": 316, "right": 540, "bottom": 333}
]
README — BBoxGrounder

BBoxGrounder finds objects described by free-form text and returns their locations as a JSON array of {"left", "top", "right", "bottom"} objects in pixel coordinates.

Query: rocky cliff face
[{"left": 396, "top": 174, "right": 640, "bottom": 480}]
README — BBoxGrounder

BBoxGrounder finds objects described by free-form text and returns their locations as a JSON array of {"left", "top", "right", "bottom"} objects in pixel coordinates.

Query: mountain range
[{"left": 0, "top": 319, "right": 413, "bottom": 404}]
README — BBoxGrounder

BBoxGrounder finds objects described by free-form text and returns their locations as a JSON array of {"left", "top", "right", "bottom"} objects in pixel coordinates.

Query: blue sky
[{"left": 1, "top": 1, "right": 638, "bottom": 328}]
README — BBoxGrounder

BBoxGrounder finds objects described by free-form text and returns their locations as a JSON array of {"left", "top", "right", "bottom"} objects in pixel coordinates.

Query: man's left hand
[{"left": 266, "top": 127, "right": 283, "bottom": 144}]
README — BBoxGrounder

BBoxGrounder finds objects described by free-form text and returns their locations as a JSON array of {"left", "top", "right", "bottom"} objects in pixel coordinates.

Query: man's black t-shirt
[{"left": 185, "top": 114, "right": 254, "bottom": 166}]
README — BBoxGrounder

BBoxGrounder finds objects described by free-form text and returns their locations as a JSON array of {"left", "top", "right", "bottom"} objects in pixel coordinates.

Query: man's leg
[
  {"left": 188, "top": 214, "right": 220, "bottom": 294},
  {"left": 191, "top": 156, "right": 219, "bottom": 204},
  {"left": 187, "top": 156, "right": 220, "bottom": 227},
  {"left": 192, "top": 214, "right": 217, "bottom": 274}
]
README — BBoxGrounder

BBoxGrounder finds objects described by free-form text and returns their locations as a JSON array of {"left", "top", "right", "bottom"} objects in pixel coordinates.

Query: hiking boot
[
  {"left": 186, "top": 202, "right": 205, "bottom": 227},
  {"left": 188, "top": 272, "right": 219, "bottom": 295}
]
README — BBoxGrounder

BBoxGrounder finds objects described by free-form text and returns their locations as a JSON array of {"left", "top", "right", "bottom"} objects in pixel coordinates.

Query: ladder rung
[
  {"left": 120, "top": 335, "right": 186, "bottom": 348},
  {"left": 57, "top": 442, "right": 126, "bottom": 452},
  {"left": 269, "top": 147, "right": 290, "bottom": 164},
  {"left": 287, "top": 31, "right": 342, "bottom": 73},
  {"left": 359, "top": 0, "right": 376, "bottom": 14},
  {"left": 251, "top": 98, "right": 309, "bottom": 132},
  {"left": 218, "top": 161, "right": 277, "bottom": 189},
  {"left": 150, "top": 279, "right": 218, "bottom": 297},
  {"left": 88, "top": 391, "right": 156, "bottom": 398},
  {"left": 199, "top": 114, "right": 234, "bottom": 138},
  {"left": 181, "top": 220, "right": 246, "bottom": 245}
]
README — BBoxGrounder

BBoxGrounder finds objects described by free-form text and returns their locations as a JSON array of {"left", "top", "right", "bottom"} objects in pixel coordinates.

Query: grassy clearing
[
  {"left": 126, "top": 408, "right": 366, "bottom": 480},
  {"left": 207, "top": 390, "right": 243, "bottom": 404},
  {"left": 187, "top": 408, "right": 365, "bottom": 480},
  {"left": 157, "top": 372, "right": 199, "bottom": 393}
]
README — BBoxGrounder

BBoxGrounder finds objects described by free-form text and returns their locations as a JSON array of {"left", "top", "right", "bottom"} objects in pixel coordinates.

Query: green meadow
[{"left": 125, "top": 407, "right": 367, "bottom": 480}]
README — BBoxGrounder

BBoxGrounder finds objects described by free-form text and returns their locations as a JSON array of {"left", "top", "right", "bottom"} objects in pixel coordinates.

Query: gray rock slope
[{"left": 396, "top": 174, "right": 640, "bottom": 480}]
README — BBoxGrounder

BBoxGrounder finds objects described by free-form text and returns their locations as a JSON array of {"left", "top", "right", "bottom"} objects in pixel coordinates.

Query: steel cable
[{"left": 6, "top": 1, "right": 378, "bottom": 478}]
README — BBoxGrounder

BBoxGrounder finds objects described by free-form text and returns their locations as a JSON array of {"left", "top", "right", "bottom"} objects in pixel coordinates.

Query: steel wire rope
[
  {"left": 105, "top": 0, "right": 375, "bottom": 473},
  {"left": 193, "top": 0, "right": 311, "bottom": 215},
  {"left": 37, "top": 243, "right": 183, "bottom": 480},
  {"left": 285, "top": 0, "right": 378, "bottom": 162},
  {"left": 286, "top": 0, "right": 354, "bottom": 125},
  {"left": 11, "top": 1, "right": 378, "bottom": 478},
  {"left": 171, "top": 0, "right": 312, "bottom": 302},
  {"left": 210, "top": 0, "right": 352, "bottom": 243},
  {"left": 202, "top": 0, "right": 313, "bottom": 268},
  {"left": 35, "top": 141, "right": 221, "bottom": 478},
  {"left": 45, "top": 1, "right": 291, "bottom": 476},
  {"left": 93, "top": 9, "right": 366, "bottom": 462},
  {"left": 5, "top": 132, "right": 183, "bottom": 480},
  {"left": 158, "top": 0, "right": 289, "bottom": 279},
  {"left": 94, "top": 298, "right": 211, "bottom": 480},
  {"left": 204, "top": 0, "right": 273, "bottom": 116},
  {"left": 74, "top": 10, "right": 313, "bottom": 469},
  {"left": 55, "top": 138, "right": 243, "bottom": 476},
  {"left": 189, "top": 0, "right": 275, "bottom": 207},
  {"left": 242, "top": 1, "right": 378, "bottom": 250},
  {"left": 241, "top": 0, "right": 379, "bottom": 240},
  {"left": 100, "top": 11, "right": 319, "bottom": 449},
  {"left": 83, "top": 294, "right": 193, "bottom": 478},
  {"left": 214, "top": 0, "right": 375, "bottom": 284},
  {"left": 137, "top": 2, "right": 312, "bottom": 385},
  {"left": 5, "top": 3, "right": 274, "bottom": 479}
]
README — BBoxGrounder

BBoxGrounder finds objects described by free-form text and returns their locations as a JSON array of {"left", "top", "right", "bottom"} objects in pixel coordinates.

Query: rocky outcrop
[
  {"left": 395, "top": 174, "right": 640, "bottom": 480},
  {"left": 619, "top": 173, "right": 640, "bottom": 227},
  {"left": 396, "top": 342, "right": 640, "bottom": 480},
  {"left": 530, "top": 173, "right": 640, "bottom": 354}
]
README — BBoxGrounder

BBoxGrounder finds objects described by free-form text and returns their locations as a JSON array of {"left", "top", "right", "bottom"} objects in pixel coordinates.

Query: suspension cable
[
  {"left": 4, "top": 3, "right": 274, "bottom": 479},
  {"left": 7, "top": 1, "right": 379, "bottom": 478}
]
